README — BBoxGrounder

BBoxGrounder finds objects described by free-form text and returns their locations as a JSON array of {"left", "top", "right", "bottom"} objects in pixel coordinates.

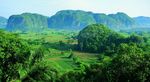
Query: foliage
[
  {"left": 126, "top": 34, "right": 145, "bottom": 43},
  {"left": 57, "top": 71, "right": 84, "bottom": 82},
  {"left": 1, "top": 25, "right": 150, "bottom": 82},
  {"left": 58, "top": 43, "right": 150, "bottom": 82},
  {"left": 68, "top": 51, "right": 74, "bottom": 58},
  {"left": 78, "top": 24, "right": 118, "bottom": 53},
  {"left": 78, "top": 24, "right": 147, "bottom": 54},
  {"left": 22, "top": 62, "right": 58, "bottom": 82},
  {"left": 0, "top": 31, "right": 31, "bottom": 81},
  {"left": 107, "top": 43, "right": 149, "bottom": 82},
  {"left": 0, "top": 31, "right": 58, "bottom": 82}
]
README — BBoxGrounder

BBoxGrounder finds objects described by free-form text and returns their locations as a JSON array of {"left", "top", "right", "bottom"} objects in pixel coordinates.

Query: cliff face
[
  {"left": 134, "top": 16, "right": 150, "bottom": 28},
  {"left": 48, "top": 10, "right": 96, "bottom": 29},
  {"left": 6, "top": 13, "right": 48, "bottom": 32},
  {"left": 48, "top": 10, "right": 135, "bottom": 29},
  {"left": 6, "top": 10, "right": 150, "bottom": 31},
  {"left": 0, "top": 16, "right": 7, "bottom": 28}
]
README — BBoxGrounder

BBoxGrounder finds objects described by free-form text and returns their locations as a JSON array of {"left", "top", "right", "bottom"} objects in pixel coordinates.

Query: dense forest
[{"left": 1, "top": 23, "right": 150, "bottom": 82}]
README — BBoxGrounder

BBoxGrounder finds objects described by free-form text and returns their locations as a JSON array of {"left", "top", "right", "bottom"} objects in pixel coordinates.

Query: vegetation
[
  {"left": 5, "top": 10, "right": 149, "bottom": 32},
  {"left": 57, "top": 24, "right": 150, "bottom": 82},
  {"left": 48, "top": 10, "right": 96, "bottom": 29},
  {"left": 0, "top": 31, "right": 30, "bottom": 81},
  {"left": 108, "top": 12, "right": 135, "bottom": 27},
  {"left": 78, "top": 24, "right": 147, "bottom": 54},
  {"left": 0, "top": 31, "right": 57, "bottom": 81},
  {"left": 58, "top": 43, "right": 150, "bottom": 82},
  {"left": 1, "top": 23, "right": 150, "bottom": 82},
  {"left": 78, "top": 24, "right": 113, "bottom": 53},
  {"left": 6, "top": 13, "right": 48, "bottom": 32},
  {"left": 48, "top": 10, "right": 135, "bottom": 29}
]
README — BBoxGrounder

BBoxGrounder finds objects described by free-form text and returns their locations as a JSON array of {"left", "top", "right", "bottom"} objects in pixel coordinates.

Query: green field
[
  {"left": 18, "top": 29, "right": 99, "bottom": 73},
  {"left": 1, "top": 25, "right": 150, "bottom": 82},
  {"left": 9, "top": 28, "right": 150, "bottom": 76}
]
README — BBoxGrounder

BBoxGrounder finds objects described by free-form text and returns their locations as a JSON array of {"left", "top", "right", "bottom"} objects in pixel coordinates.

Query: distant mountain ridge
[
  {"left": 133, "top": 16, "right": 150, "bottom": 28},
  {"left": 0, "top": 16, "right": 7, "bottom": 28},
  {"left": 6, "top": 13, "right": 48, "bottom": 32},
  {"left": 3, "top": 10, "right": 150, "bottom": 32},
  {"left": 48, "top": 10, "right": 96, "bottom": 29},
  {"left": 48, "top": 10, "right": 135, "bottom": 29}
]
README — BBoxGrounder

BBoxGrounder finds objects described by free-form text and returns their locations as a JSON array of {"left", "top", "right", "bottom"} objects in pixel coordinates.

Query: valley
[
  {"left": 18, "top": 29, "right": 99, "bottom": 73},
  {"left": 1, "top": 9, "right": 150, "bottom": 82}
]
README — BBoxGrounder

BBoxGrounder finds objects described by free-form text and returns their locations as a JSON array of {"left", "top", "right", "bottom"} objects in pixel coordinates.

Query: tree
[
  {"left": 59, "top": 43, "right": 150, "bottom": 82},
  {"left": 21, "top": 46, "right": 58, "bottom": 82},
  {"left": 78, "top": 24, "right": 114, "bottom": 53},
  {"left": 22, "top": 62, "right": 58, "bottom": 82},
  {"left": 0, "top": 31, "right": 30, "bottom": 81},
  {"left": 126, "top": 34, "right": 144, "bottom": 44},
  {"left": 57, "top": 71, "right": 84, "bottom": 82},
  {"left": 107, "top": 43, "right": 150, "bottom": 82},
  {"left": 0, "top": 31, "right": 58, "bottom": 82}
]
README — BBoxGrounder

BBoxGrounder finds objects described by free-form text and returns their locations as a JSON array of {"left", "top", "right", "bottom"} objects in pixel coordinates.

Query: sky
[{"left": 0, "top": 0, "right": 150, "bottom": 18}]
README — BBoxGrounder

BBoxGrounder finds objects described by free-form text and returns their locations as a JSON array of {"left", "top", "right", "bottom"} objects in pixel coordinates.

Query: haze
[{"left": 0, "top": 0, "right": 150, "bottom": 18}]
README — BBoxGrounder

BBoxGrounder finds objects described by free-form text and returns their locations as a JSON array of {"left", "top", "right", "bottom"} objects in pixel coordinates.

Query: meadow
[
  {"left": 18, "top": 29, "right": 99, "bottom": 73},
  {"left": 17, "top": 29, "right": 150, "bottom": 74}
]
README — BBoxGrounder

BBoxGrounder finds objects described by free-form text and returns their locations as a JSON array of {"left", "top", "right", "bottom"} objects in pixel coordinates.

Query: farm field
[{"left": 18, "top": 30, "right": 99, "bottom": 73}]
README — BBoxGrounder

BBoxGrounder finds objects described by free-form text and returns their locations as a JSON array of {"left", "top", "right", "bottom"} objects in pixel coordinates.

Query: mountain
[
  {"left": 0, "top": 16, "right": 7, "bottom": 28},
  {"left": 48, "top": 10, "right": 135, "bottom": 29},
  {"left": 108, "top": 12, "right": 135, "bottom": 28},
  {"left": 134, "top": 16, "right": 150, "bottom": 28},
  {"left": 7, "top": 10, "right": 149, "bottom": 31},
  {"left": 6, "top": 13, "right": 48, "bottom": 32},
  {"left": 48, "top": 10, "right": 96, "bottom": 29},
  {"left": 93, "top": 13, "right": 118, "bottom": 28}
]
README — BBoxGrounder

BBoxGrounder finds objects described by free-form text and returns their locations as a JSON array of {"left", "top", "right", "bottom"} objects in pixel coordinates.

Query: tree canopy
[
  {"left": 0, "top": 31, "right": 30, "bottom": 81},
  {"left": 78, "top": 24, "right": 147, "bottom": 54},
  {"left": 78, "top": 24, "right": 113, "bottom": 53},
  {"left": 0, "top": 31, "right": 57, "bottom": 82}
]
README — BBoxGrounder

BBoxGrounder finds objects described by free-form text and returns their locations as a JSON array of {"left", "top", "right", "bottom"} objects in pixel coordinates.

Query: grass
[
  {"left": 18, "top": 29, "right": 99, "bottom": 73},
  {"left": 16, "top": 29, "right": 150, "bottom": 78}
]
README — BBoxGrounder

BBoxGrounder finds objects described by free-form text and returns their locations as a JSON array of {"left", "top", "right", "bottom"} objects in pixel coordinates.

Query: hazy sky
[{"left": 0, "top": 0, "right": 150, "bottom": 18}]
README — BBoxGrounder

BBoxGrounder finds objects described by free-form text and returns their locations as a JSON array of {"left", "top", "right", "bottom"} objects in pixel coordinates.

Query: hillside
[
  {"left": 48, "top": 10, "right": 96, "bottom": 29},
  {"left": 6, "top": 13, "right": 48, "bottom": 32},
  {"left": 108, "top": 12, "right": 135, "bottom": 28},
  {"left": 1, "top": 24, "right": 150, "bottom": 81},
  {"left": 0, "top": 16, "right": 7, "bottom": 28},
  {"left": 5, "top": 10, "right": 150, "bottom": 31},
  {"left": 134, "top": 16, "right": 150, "bottom": 28},
  {"left": 48, "top": 10, "right": 135, "bottom": 30}
]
